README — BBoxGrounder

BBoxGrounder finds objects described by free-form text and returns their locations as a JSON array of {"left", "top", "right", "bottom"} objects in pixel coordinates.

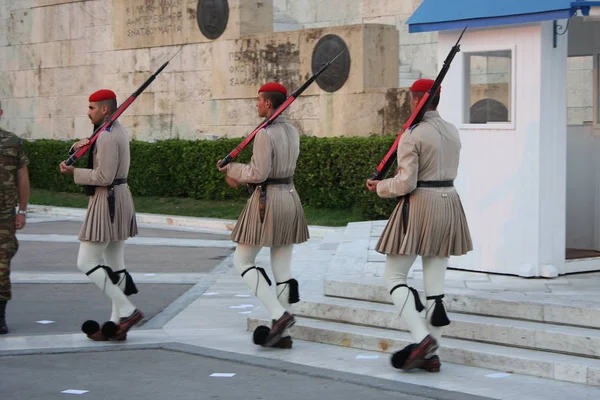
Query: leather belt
[
  {"left": 263, "top": 177, "right": 293, "bottom": 185},
  {"left": 417, "top": 180, "right": 453, "bottom": 188},
  {"left": 111, "top": 178, "right": 128, "bottom": 185}
]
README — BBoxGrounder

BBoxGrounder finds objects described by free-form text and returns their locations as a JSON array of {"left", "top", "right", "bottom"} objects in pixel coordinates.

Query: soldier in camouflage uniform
[{"left": 0, "top": 100, "right": 30, "bottom": 334}]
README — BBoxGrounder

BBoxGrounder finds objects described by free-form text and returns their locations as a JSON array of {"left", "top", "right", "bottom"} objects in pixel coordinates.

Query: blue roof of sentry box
[{"left": 406, "top": 0, "right": 600, "bottom": 33}]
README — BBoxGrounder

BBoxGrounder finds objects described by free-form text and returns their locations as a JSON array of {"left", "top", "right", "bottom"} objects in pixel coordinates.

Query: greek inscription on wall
[
  {"left": 227, "top": 50, "right": 260, "bottom": 87},
  {"left": 225, "top": 44, "right": 301, "bottom": 89},
  {"left": 125, "top": 0, "right": 184, "bottom": 38},
  {"left": 115, "top": 0, "right": 202, "bottom": 49}
]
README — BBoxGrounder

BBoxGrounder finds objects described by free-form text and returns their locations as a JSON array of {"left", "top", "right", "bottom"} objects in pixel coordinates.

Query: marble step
[
  {"left": 293, "top": 297, "right": 600, "bottom": 358},
  {"left": 324, "top": 279, "right": 600, "bottom": 329},
  {"left": 247, "top": 316, "right": 600, "bottom": 387}
]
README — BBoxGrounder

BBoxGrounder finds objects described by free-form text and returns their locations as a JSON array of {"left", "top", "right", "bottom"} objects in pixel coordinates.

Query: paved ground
[
  {"left": 12, "top": 242, "right": 232, "bottom": 273},
  {"left": 1, "top": 213, "right": 473, "bottom": 400},
  {"left": 5, "top": 217, "right": 228, "bottom": 337},
  {"left": 3, "top": 209, "right": 600, "bottom": 400},
  {"left": 13, "top": 221, "right": 233, "bottom": 273},
  {"left": 7, "top": 283, "right": 192, "bottom": 335},
  {"left": 0, "top": 347, "right": 441, "bottom": 400}
]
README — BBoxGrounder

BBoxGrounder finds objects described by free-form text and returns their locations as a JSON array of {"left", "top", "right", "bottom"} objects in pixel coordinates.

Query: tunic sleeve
[
  {"left": 376, "top": 131, "right": 419, "bottom": 198},
  {"left": 227, "top": 129, "right": 272, "bottom": 183},
  {"left": 73, "top": 134, "right": 118, "bottom": 186}
]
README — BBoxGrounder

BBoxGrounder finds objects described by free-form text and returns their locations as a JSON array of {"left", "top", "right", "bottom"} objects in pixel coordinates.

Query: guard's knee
[
  {"left": 76, "top": 259, "right": 87, "bottom": 273},
  {"left": 77, "top": 257, "right": 95, "bottom": 273},
  {"left": 76, "top": 245, "right": 100, "bottom": 273},
  {"left": 276, "top": 279, "right": 299, "bottom": 304},
  {"left": 390, "top": 284, "right": 424, "bottom": 312},
  {"left": 427, "top": 294, "right": 450, "bottom": 327},
  {"left": 241, "top": 266, "right": 272, "bottom": 286},
  {"left": 85, "top": 265, "right": 119, "bottom": 284}
]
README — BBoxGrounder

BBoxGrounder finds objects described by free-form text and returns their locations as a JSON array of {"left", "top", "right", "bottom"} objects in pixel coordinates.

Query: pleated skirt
[
  {"left": 231, "top": 184, "right": 309, "bottom": 246},
  {"left": 78, "top": 185, "right": 138, "bottom": 242},
  {"left": 376, "top": 188, "right": 472, "bottom": 257}
]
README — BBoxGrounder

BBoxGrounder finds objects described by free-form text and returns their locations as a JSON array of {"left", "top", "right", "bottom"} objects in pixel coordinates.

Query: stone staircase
[{"left": 248, "top": 221, "right": 600, "bottom": 388}]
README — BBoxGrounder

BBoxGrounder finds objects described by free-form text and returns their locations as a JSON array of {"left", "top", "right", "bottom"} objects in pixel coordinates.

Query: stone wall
[
  {"left": 174, "top": 23, "right": 403, "bottom": 140},
  {"left": 0, "top": 0, "right": 410, "bottom": 141},
  {"left": 274, "top": 0, "right": 594, "bottom": 125},
  {"left": 1, "top": 0, "right": 591, "bottom": 140},
  {"left": 273, "top": 0, "right": 438, "bottom": 80}
]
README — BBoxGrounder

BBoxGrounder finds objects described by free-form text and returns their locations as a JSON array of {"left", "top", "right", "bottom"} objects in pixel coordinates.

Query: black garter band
[{"left": 389, "top": 284, "right": 424, "bottom": 312}]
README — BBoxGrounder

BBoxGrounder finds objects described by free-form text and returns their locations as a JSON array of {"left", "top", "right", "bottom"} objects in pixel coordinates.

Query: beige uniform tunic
[
  {"left": 226, "top": 115, "right": 309, "bottom": 246},
  {"left": 375, "top": 111, "right": 472, "bottom": 257},
  {"left": 74, "top": 121, "right": 138, "bottom": 242}
]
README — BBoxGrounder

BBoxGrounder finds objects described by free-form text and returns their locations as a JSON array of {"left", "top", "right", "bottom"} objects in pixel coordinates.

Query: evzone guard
[
  {"left": 366, "top": 78, "right": 472, "bottom": 371},
  {"left": 218, "top": 82, "right": 310, "bottom": 348},
  {"left": 60, "top": 89, "right": 143, "bottom": 341}
]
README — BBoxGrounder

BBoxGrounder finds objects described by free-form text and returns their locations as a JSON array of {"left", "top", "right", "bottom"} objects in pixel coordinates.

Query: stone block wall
[
  {"left": 274, "top": 0, "right": 594, "bottom": 125},
  {"left": 273, "top": 0, "right": 438, "bottom": 79},
  {"left": 1, "top": 0, "right": 590, "bottom": 140},
  {"left": 0, "top": 0, "right": 410, "bottom": 141}
]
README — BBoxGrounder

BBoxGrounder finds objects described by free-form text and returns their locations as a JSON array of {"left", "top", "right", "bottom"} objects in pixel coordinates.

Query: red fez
[
  {"left": 410, "top": 79, "right": 441, "bottom": 94},
  {"left": 89, "top": 89, "right": 117, "bottom": 102},
  {"left": 258, "top": 82, "right": 287, "bottom": 95}
]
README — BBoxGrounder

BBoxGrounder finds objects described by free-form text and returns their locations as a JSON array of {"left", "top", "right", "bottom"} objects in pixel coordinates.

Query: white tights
[
  {"left": 384, "top": 254, "right": 448, "bottom": 351},
  {"left": 77, "top": 240, "right": 136, "bottom": 322},
  {"left": 233, "top": 244, "right": 294, "bottom": 332}
]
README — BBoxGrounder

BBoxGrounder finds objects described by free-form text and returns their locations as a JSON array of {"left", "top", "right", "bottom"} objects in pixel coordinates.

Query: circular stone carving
[
  {"left": 311, "top": 34, "right": 351, "bottom": 92},
  {"left": 197, "top": 0, "right": 229, "bottom": 40}
]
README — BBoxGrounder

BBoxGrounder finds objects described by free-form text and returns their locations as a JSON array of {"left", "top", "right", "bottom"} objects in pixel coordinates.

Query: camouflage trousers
[{"left": 0, "top": 216, "right": 18, "bottom": 301}]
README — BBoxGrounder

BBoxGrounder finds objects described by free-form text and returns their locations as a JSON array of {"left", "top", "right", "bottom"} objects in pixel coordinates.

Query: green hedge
[{"left": 24, "top": 136, "right": 399, "bottom": 219}]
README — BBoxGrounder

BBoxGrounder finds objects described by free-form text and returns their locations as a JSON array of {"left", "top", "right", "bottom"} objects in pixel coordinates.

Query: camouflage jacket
[{"left": 0, "top": 128, "right": 29, "bottom": 218}]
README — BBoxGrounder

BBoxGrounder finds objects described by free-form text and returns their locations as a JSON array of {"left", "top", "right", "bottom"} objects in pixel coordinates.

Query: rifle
[
  {"left": 217, "top": 48, "right": 348, "bottom": 168},
  {"left": 370, "top": 27, "right": 466, "bottom": 180},
  {"left": 64, "top": 47, "right": 182, "bottom": 166}
]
